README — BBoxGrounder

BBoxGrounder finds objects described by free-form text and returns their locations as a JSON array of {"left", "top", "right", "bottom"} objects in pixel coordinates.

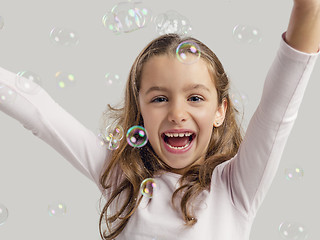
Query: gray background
[{"left": 0, "top": 0, "right": 319, "bottom": 239}]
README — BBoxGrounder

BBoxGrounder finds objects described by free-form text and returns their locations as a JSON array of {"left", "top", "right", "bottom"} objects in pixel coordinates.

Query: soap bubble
[
  {"left": 278, "top": 221, "right": 308, "bottom": 240},
  {"left": 15, "top": 71, "right": 42, "bottom": 94},
  {"left": 102, "top": 12, "right": 121, "bottom": 35},
  {"left": 284, "top": 165, "right": 304, "bottom": 181},
  {"left": 0, "top": 84, "right": 17, "bottom": 105},
  {"left": 135, "top": 2, "right": 153, "bottom": 28},
  {"left": 176, "top": 40, "right": 201, "bottom": 64},
  {"left": 99, "top": 125, "right": 124, "bottom": 150},
  {"left": 111, "top": 1, "right": 144, "bottom": 33},
  {"left": 232, "top": 24, "right": 262, "bottom": 44},
  {"left": 0, "top": 204, "right": 9, "bottom": 226},
  {"left": 104, "top": 125, "right": 124, "bottom": 141},
  {"left": 153, "top": 10, "right": 192, "bottom": 35},
  {"left": 50, "top": 27, "right": 79, "bottom": 46},
  {"left": 48, "top": 201, "right": 67, "bottom": 217},
  {"left": 107, "top": 138, "right": 120, "bottom": 150},
  {"left": 103, "top": 1, "right": 152, "bottom": 34},
  {"left": 55, "top": 71, "right": 75, "bottom": 89},
  {"left": 229, "top": 90, "right": 249, "bottom": 109},
  {"left": 0, "top": 16, "right": 4, "bottom": 30},
  {"left": 104, "top": 73, "right": 122, "bottom": 87},
  {"left": 140, "top": 178, "right": 157, "bottom": 198},
  {"left": 126, "top": 125, "right": 148, "bottom": 148},
  {"left": 97, "top": 133, "right": 107, "bottom": 148}
]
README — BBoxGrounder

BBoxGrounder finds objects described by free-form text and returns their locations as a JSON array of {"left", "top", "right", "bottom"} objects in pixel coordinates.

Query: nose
[{"left": 167, "top": 101, "right": 188, "bottom": 124}]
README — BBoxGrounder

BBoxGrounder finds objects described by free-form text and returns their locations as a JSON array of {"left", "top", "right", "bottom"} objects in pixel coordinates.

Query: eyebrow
[{"left": 145, "top": 84, "right": 211, "bottom": 95}]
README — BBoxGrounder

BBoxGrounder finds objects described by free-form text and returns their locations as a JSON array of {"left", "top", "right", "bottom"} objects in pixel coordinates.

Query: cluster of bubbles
[
  {"left": 0, "top": 3, "right": 310, "bottom": 238},
  {"left": 102, "top": 1, "right": 152, "bottom": 34},
  {"left": 99, "top": 124, "right": 148, "bottom": 150},
  {"left": 101, "top": 2, "right": 193, "bottom": 36},
  {"left": 232, "top": 24, "right": 262, "bottom": 44},
  {"left": 49, "top": 27, "right": 79, "bottom": 46},
  {"left": 279, "top": 221, "right": 308, "bottom": 240},
  {"left": 0, "top": 16, "right": 4, "bottom": 30},
  {"left": 153, "top": 10, "right": 192, "bottom": 36},
  {"left": 100, "top": 124, "right": 124, "bottom": 150},
  {"left": 0, "top": 201, "right": 67, "bottom": 225}
]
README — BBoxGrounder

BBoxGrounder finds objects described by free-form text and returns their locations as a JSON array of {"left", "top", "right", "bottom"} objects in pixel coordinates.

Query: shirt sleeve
[
  {"left": 220, "top": 31, "right": 320, "bottom": 220},
  {"left": 0, "top": 66, "right": 110, "bottom": 190}
]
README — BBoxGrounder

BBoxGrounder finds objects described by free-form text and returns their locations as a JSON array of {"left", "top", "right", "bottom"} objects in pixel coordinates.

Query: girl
[{"left": 1, "top": 0, "right": 320, "bottom": 239}]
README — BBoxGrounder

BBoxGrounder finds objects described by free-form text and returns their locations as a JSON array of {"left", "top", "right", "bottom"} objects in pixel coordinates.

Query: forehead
[{"left": 140, "top": 54, "right": 216, "bottom": 92}]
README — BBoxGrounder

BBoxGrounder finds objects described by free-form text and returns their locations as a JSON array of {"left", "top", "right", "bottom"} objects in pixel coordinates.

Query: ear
[{"left": 213, "top": 98, "right": 227, "bottom": 127}]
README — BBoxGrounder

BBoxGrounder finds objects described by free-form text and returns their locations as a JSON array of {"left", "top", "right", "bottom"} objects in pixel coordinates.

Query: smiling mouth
[{"left": 161, "top": 133, "right": 196, "bottom": 150}]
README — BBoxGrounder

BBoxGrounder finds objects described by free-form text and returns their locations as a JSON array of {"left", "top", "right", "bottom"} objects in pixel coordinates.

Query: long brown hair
[{"left": 98, "top": 34, "right": 245, "bottom": 239}]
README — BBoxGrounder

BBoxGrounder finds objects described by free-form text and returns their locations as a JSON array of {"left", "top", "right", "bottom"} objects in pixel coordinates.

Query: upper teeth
[{"left": 164, "top": 132, "right": 193, "bottom": 137}]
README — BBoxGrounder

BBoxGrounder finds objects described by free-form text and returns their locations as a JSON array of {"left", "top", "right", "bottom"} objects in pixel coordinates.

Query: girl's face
[{"left": 138, "top": 54, "right": 227, "bottom": 174}]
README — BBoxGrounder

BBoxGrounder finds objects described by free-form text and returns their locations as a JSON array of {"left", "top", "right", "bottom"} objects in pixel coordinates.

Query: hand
[
  {"left": 294, "top": 0, "right": 320, "bottom": 10},
  {"left": 286, "top": 0, "right": 320, "bottom": 53}
]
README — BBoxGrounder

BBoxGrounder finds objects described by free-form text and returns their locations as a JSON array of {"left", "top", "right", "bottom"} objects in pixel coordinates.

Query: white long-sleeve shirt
[{"left": 0, "top": 32, "right": 319, "bottom": 240}]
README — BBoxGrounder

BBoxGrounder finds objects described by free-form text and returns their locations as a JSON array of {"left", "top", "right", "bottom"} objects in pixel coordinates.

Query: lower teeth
[{"left": 167, "top": 141, "right": 191, "bottom": 150}]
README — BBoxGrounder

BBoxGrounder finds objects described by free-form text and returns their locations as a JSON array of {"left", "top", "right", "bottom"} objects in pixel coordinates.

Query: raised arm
[
  {"left": 218, "top": 1, "right": 320, "bottom": 220},
  {"left": 286, "top": 0, "right": 320, "bottom": 53},
  {"left": 0, "top": 67, "right": 109, "bottom": 191}
]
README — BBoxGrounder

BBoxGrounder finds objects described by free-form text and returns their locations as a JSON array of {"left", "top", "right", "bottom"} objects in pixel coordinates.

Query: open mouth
[{"left": 161, "top": 133, "right": 196, "bottom": 150}]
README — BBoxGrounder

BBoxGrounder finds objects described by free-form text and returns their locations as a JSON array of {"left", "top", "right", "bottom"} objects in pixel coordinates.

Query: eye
[
  {"left": 151, "top": 96, "right": 168, "bottom": 103},
  {"left": 188, "top": 95, "right": 204, "bottom": 102}
]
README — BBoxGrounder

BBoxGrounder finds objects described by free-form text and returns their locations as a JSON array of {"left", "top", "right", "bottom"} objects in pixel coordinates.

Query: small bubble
[
  {"left": 103, "top": 124, "right": 124, "bottom": 141},
  {"left": 0, "top": 204, "right": 9, "bottom": 226},
  {"left": 55, "top": 71, "right": 75, "bottom": 89},
  {"left": 49, "top": 27, "right": 79, "bottom": 46},
  {"left": 176, "top": 41, "right": 201, "bottom": 65},
  {"left": 126, "top": 126, "right": 148, "bottom": 148},
  {"left": 278, "top": 221, "right": 308, "bottom": 240},
  {"left": 0, "top": 16, "right": 4, "bottom": 30},
  {"left": 106, "top": 137, "right": 120, "bottom": 150},
  {"left": 48, "top": 201, "right": 67, "bottom": 217},
  {"left": 107, "top": 2, "right": 149, "bottom": 33},
  {"left": 232, "top": 24, "right": 262, "bottom": 44},
  {"left": 284, "top": 165, "right": 304, "bottom": 181},
  {"left": 0, "top": 84, "right": 17, "bottom": 105},
  {"left": 229, "top": 90, "right": 249, "bottom": 108},
  {"left": 15, "top": 71, "right": 42, "bottom": 94},
  {"left": 140, "top": 178, "right": 157, "bottom": 198},
  {"left": 102, "top": 12, "right": 121, "bottom": 35},
  {"left": 104, "top": 73, "right": 122, "bottom": 86}
]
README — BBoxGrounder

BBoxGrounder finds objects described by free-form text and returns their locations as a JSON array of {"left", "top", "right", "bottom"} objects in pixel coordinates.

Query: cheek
[
  {"left": 195, "top": 110, "right": 215, "bottom": 139},
  {"left": 140, "top": 110, "right": 159, "bottom": 141},
  {"left": 195, "top": 107, "right": 216, "bottom": 125}
]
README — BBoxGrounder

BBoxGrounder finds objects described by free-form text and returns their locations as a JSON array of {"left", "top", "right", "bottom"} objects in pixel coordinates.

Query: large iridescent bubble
[
  {"left": 176, "top": 40, "right": 201, "bottom": 65},
  {"left": 126, "top": 125, "right": 148, "bottom": 148}
]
